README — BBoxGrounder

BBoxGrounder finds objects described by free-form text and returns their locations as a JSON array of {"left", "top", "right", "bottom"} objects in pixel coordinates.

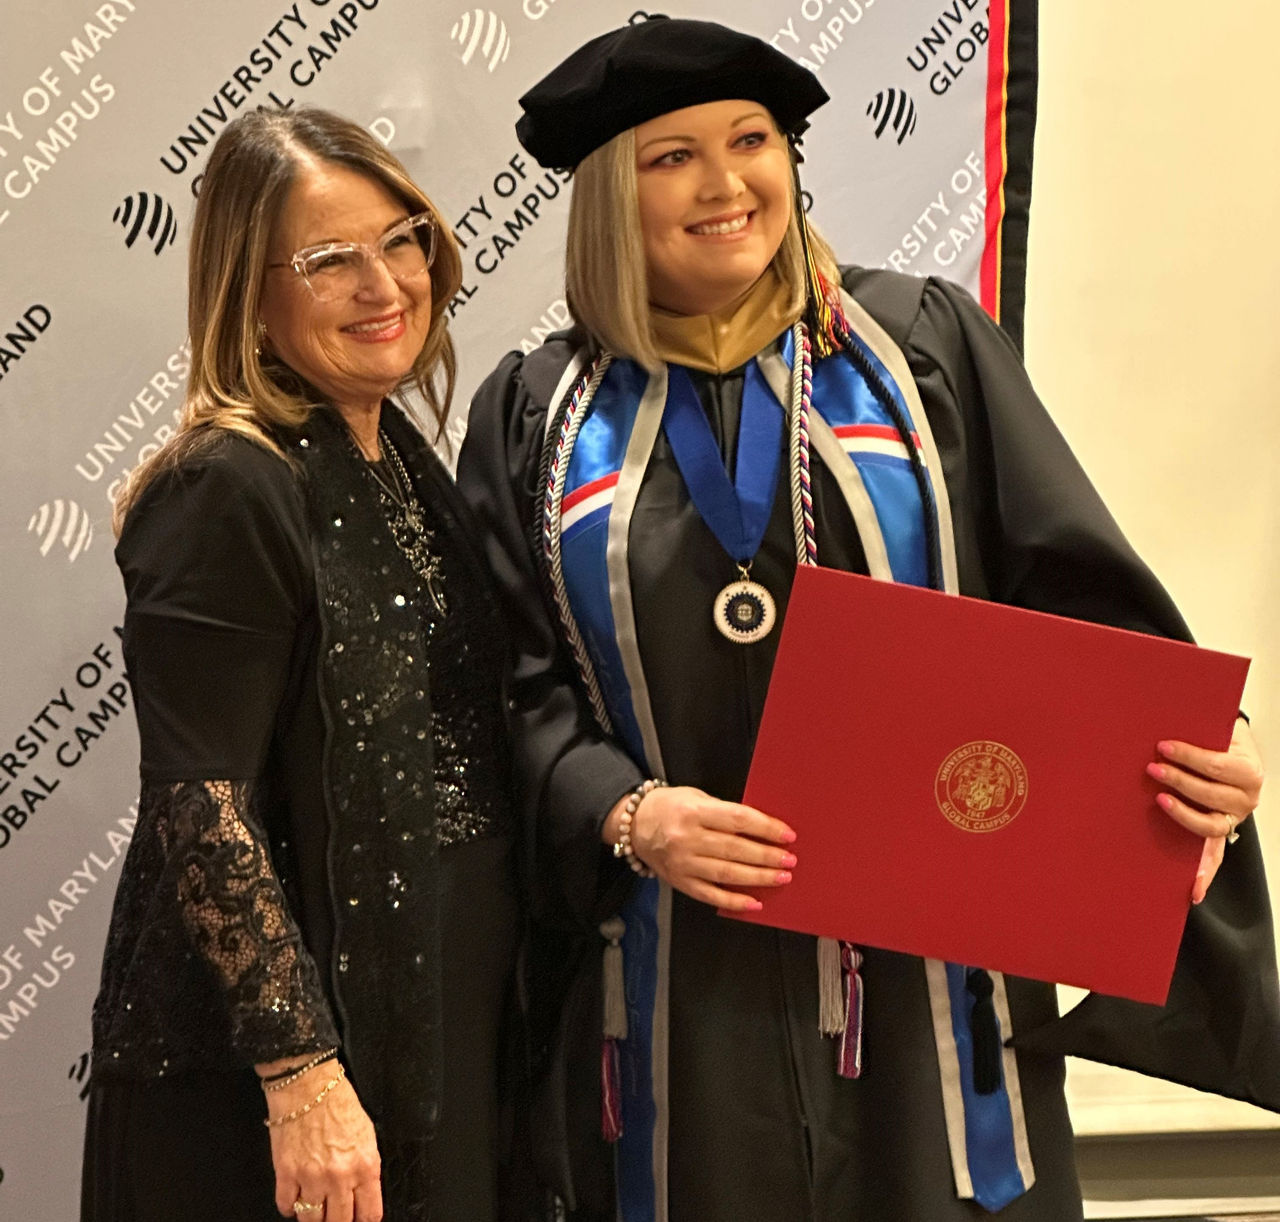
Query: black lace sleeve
[
  {"left": 94, "top": 778, "right": 340, "bottom": 1070},
  {"left": 171, "top": 778, "right": 337, "bottom": 1055},
  {"left": 95, "top": 435, "right": 339, "bottom": 1073}
]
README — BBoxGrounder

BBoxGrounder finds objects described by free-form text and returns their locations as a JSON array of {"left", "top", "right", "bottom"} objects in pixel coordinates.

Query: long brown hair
[{"left": 113, "top": 107, "right": 463, "bottom": 532}]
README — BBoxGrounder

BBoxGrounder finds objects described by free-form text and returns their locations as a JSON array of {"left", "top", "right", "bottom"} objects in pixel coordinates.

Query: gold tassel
[
  {"left": 791, "top": 154, "right": 840, "bottom": 360},
  {"left": 600, "top": 917, "right": 628, "bottom": 1040}
]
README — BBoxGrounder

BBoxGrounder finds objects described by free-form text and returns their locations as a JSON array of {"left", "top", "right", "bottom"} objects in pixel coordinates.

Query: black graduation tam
[{"left": 516, "top": 14, "right": 829, "bottom": 169}]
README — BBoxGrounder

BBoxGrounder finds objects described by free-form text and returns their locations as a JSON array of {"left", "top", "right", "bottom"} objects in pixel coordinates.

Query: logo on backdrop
[
  {"left": 905, "top": 1, "right": 990, "bottom": 97},
  {"left": 446, "top": 154, "right": 573, "bottom": 318},
  {"left": 0, "top": 304, "right": 52, "bottom": 387},
  {"left": 450, "top": 10, "right": 511, "bottom": 71},
  {"left": 763, "top": 2, "right": 875, "bottom": 75},
  {"left": 112, "top": 192, "right": 177, "bottom": 255},
  {"left": 27, "top": 500, "right": 94, "bottom": 562},
  {"left": 155, "top": 4, "right": 389, "bottom": 193},
  {"left": 866, "top": 88, "right": 919, "bottom": 145},
  {"left": 68, "top": 1052, "right": 90, "bottom": 1101},
  {"left": 882, "top": 150, "right": 986, "bottom": 275},
  {"left": 0, "top": 636, "right": 131, "bottom": 856}
]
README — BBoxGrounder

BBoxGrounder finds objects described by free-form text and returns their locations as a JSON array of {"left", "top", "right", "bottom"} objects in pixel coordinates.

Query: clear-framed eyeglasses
[{"left": 268, "top": 211, "right": 438, "bottom": 302}]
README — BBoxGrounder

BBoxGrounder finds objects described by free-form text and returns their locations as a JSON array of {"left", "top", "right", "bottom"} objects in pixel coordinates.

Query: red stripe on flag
[
  {"left": 562, "top": 471, "right": 619, "bottom": 513},
  {"left": 832, "top": 424, "right": 921, "bottom": 446},
  {"left": 982, "top": 0, "right": 1010, "bottom": 322}
]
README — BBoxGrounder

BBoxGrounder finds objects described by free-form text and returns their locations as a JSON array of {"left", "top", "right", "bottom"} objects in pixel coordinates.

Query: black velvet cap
[{"left": 516, "top": 14, "right": 830, "bottom": 169}]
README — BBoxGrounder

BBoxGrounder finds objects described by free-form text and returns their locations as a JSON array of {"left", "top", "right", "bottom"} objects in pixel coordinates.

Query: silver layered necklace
[{"left": 367, "top": 428, "right": 424, "bottom": 534}]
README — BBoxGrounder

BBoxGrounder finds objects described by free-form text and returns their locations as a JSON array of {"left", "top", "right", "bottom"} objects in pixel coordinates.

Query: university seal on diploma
[{"left": 935, "top": 740, "right": 1028, "bottom": 833}]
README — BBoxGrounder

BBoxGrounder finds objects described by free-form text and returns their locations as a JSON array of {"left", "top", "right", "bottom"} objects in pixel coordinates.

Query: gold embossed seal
[{"left": 935, "top": 740, "right": 1028, "bottom": 833}]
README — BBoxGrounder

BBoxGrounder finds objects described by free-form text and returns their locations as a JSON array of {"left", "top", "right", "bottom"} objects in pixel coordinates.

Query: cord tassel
[
  {"left": 817, "top": 936, "right": 844, "bottom": 1035},
  {"left": 837, "top": 943, "right": 864, "bottom": 1079},
  {"left": 601, "top": 1039, "right": 623, "bottom": 1143},
  {"left": 600, "top": 917, "right": 627, "bottom": 1141},
  {"left": 966, "top": 968, "right": 1001, "bottom": 1095}
]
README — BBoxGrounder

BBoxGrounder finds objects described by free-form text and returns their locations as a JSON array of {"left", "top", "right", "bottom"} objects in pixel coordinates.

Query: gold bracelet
[
  {"left": 259, "top": 1047, "right": 339, "bottom": 1093},
  {"left": 263, "top": 1064, "right": 346, "bottom": 1127}
]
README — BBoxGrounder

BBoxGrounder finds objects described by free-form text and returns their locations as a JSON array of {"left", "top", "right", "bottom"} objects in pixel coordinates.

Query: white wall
[{"left": 1026, "top": 0, "right": 1280, "bottom": 1135}]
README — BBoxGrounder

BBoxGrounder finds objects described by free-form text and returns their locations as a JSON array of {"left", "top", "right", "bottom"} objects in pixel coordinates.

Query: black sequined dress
[{"left": 82, "top": 404, "right": 518, "bottom": 1222}]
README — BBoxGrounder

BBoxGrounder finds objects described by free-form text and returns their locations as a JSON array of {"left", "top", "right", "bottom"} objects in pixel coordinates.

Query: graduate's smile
[
  {"left": 686, "top": 210, "right": 754, "bottom": 238},
  {"left": 634, "top": 99, "right": 792, "bottom": 316}
]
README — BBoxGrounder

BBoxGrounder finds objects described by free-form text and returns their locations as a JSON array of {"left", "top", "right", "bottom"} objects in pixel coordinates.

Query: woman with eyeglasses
[{"left": 83, "top": 108, "right": 519, "bottom": 1222}]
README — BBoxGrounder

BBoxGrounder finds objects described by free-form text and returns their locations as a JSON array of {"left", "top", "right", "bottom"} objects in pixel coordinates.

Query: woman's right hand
[
  {"left": 604, "top": 784, "right": 797, "bottom": 910},
  {"left": 262, "top": 1063, "right": 383, "bottom": 1222}
]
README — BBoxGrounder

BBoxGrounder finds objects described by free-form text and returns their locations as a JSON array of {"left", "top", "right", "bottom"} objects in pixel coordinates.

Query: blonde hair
[
  {"left": 564, "top": 121, "right": 841, "bottom": 370},
  {"left": 113, "top": 107, "right": 463, "bottom": 533}
]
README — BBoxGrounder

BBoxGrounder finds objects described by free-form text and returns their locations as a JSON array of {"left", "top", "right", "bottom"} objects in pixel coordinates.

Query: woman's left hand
[{"left": 1147, "top": 716, "right": 1264, "bottom": 904}]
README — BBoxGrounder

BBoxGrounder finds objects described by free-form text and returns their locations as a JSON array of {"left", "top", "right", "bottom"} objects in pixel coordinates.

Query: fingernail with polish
[
  {"left": 1146, "top": 762, "right": 1166, "bottom": 781},
  {"left": 1157, "top": 741, "right": 1175, "bottom": 757},
  {"left": 776, "top": 871, "right": 792, "bottom": 884},
  {"left": 746, "top": 899, "right": 764, "bottom": 911},
  {"left": 780, "top": 853, "right": 798, "bottom": 868},
  {"left": 1155, "top": 792, "right": 1172, "bottom": 812}
]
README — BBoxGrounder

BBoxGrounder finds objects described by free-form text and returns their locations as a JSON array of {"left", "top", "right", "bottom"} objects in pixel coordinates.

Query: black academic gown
[{"left": 457, "top": 267, "right": 1280, "bottom": 1221}]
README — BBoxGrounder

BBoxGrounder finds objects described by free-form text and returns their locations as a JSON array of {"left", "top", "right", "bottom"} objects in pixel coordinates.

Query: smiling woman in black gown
[{"left": 458, "top": 16, "right": 1277, "bottom": 1221}]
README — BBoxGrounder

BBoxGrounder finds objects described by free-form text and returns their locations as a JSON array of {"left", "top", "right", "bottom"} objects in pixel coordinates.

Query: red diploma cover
[{"left": 730, "top": 566, "right": 1249, "bottom": 1004}]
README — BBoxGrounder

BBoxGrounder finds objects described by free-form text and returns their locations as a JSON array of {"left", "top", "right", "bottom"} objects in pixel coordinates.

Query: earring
[{"left": 254, "top": 320, "right": 267, "bottom": 358}]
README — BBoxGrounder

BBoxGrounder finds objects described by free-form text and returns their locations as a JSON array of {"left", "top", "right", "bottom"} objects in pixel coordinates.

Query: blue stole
[{"left": 553, "top": 329, "right": 1035, "bottom": 1218}]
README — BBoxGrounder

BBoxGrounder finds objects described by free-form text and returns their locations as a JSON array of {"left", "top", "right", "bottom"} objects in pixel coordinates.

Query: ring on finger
[
  {"left": 1223, "top": 813, "right": 1240, "bottom": 845},
  {"left": 293, "top": 1200, "right": 324, "bottom": 1215}
]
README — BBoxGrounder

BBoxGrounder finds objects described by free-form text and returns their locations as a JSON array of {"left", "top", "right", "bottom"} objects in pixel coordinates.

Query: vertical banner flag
[{"left": 0, "top": 2, "right": 1035, "bottom": 1216}]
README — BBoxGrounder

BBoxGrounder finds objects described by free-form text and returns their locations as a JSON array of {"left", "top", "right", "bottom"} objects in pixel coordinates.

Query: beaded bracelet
[
  {"left": 258, "top": 1047, "right": 339, "bottom": 1092},
  {"left": 612, "top": 779, "right": 665, "bottom": 877},
  {"left": 263, "top": 1064, "right": 347, "bottom": 1127}
]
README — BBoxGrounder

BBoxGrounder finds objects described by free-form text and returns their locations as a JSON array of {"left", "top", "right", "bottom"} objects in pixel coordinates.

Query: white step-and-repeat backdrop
[{"left": 0, "top": 2, "right": 1030, "bottom": 1216}]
